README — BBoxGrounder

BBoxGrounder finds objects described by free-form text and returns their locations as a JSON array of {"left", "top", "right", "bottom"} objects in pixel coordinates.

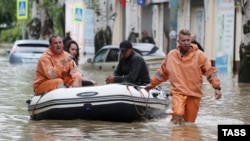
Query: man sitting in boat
[
  {"left": 105, "top": 40, "right": 150, "bottom": 85},
  {"left": 33, "top": 35, "right": 83, "bottom": 95}
]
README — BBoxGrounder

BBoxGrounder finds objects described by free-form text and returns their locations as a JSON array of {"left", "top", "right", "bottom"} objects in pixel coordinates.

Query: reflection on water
[
  {"left": 169, "top": 124, "right": 201, "bottom": 141},
  {"left": 0, "top": 52, "right": 250, "bottom": 141}
]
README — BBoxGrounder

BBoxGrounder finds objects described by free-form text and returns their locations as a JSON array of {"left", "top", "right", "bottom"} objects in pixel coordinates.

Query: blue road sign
[
  {"left": 74, "top": 7, "right": 83, "bottom": 23},
  {"left": 138, "top": 0, "right": 145, "bottom": 6},
  {"left": 17, "top": 0, "right": 28, "bottom": 20}
]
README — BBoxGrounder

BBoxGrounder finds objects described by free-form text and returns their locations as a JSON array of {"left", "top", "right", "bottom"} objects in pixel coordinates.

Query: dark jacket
[{"left": 114, "top": 51, "right": 150, "bottom": 85}]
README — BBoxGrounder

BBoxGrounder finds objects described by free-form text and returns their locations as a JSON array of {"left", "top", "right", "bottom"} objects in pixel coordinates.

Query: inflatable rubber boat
[{"left": 26, "top": 83, "right": 170, "bottom": 122}]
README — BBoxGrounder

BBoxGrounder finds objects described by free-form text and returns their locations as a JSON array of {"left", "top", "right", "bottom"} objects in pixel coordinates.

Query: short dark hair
[
  {"left": 66, "top": 31, "right": 70, "bottom": 36},
  {"left": 49, "top": 35, "right": 60, "bottom": 44}
]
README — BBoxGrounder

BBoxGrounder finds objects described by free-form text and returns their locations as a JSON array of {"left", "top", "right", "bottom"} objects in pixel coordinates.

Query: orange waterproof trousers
[
  {"left": 170, "top": 93, "right": 201, "bottom": 122},
  {"left": 34, "top": 78, "right": 64, "bottom": 95}
]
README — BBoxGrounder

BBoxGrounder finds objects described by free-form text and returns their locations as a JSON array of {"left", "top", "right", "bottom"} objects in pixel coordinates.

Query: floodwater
[{"left": 0, "top": 46, "right": 250, "bottom": 141}]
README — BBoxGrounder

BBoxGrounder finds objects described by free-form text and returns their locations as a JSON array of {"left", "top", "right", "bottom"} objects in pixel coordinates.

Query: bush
[{"left": 0, "top": 24, "right": 22, "bottom": 43}]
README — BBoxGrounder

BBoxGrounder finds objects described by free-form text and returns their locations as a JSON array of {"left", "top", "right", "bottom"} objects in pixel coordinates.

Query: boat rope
[
  {"left": 31, "top": 93, "right": 45, "bottom": 119},
  {"left": 122, "top": 83, "right": 150, "bottom": 117}
]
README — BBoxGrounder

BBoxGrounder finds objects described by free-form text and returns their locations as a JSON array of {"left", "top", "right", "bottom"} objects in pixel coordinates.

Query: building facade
[{"left": 65, "top": 0, "right": 242, "bottom": 74}]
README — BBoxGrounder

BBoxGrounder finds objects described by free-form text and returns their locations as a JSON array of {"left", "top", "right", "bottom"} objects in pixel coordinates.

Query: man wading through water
[{"left": 145, "top": 29, "right": 222, "bottom": 125}]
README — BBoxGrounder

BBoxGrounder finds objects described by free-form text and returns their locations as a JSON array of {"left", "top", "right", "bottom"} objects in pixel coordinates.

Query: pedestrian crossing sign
[
  {"left": 73, "top": 5, "right": 83, "bottom": 24},
  {"left": 17, "top": 0, "right": 28, "bottom": 20}
]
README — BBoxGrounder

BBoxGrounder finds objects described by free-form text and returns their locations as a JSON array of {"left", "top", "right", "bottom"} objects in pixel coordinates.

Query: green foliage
[
  {"left": 0, "top": 0, "right": 30, "bottom": 42},
  {"left": 0, "top": 0, "right": 64, "bottom": 42},
  {"left": 85, "top": 0, "right": 100, "bottom": 14},
  {"left": 0, "top": 23, "right": 22, "bottom": 43},
  {"left": 38, "top": 0, "right": 64, "bottom": 35},
  {"left": 0, "top": 0, "right": 16, "bottom": 29}
]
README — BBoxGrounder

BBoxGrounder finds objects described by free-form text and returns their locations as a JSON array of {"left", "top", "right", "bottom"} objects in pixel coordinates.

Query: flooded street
[{"left": 0, "top": 47, "right": 250, "bottom": 141}]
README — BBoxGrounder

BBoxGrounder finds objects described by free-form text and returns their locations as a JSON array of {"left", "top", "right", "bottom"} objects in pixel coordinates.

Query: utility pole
[{"left": 168, "top": 0, "right": 178, "bottom": 51}]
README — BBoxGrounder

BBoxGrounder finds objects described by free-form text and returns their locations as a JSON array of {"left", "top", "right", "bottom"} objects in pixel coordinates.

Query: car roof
[
  {"left": 101, "top": 43, "right": 155, "bottom": 49},
  {"left": 132, "top": 43, "right": 155, "bottom": 46},
  {"left": 14, "top": 39, "right": 49, "bottom": 45},
  {"left": 132, "top": 43, "right": 156, "bottom": 51},
  {"left": 101, "top": 45, "right": 119, "bottom": 49},
  {"left": 99, "top": 43, "right": 165, "bottom": 57}
]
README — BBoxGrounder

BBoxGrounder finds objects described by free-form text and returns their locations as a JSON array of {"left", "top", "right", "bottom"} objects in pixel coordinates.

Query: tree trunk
[
  {"left": 38, "top": 0, "right": 54, "bottom": 39},
  {"left": 238, "top": 1, "right": 250, "bottom": 82}
]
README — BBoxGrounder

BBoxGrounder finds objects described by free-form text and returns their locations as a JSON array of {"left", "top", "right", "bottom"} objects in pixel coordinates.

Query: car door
[
  {"left": 105, "top": 48, "right": 120, "bottom": 70},
  {"left": 92, "top": 48, "right": 120, "bottom": 71}
]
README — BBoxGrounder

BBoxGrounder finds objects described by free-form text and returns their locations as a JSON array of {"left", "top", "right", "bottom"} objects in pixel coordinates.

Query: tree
[
  {"left": 35, "top": 0, "right": 64, "bottom": 39},
  {"left": 0, "top": 0, "right": 16, "bottom": 32},
  {"left": 0, "top": 0, "right": 64, "bottom": 41},
  {"left": 238, "top": 0, "right": 250, "bottom": 82}
]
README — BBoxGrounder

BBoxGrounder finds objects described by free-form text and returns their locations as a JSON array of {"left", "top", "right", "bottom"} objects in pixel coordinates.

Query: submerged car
[
  {"left": 83, "top": 43, "right": 166, "bottom": 71},
  {"left": 8, "top": 39, "right": 49, "bottom": 64}
]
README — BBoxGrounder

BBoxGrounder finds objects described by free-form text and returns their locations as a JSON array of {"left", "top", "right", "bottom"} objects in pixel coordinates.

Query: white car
[
  {"left": 8, "top": 39, "right": 49, "bottom": 64},
  {"left": 83, "top": 43, "right": 166, "bottom": 71}
]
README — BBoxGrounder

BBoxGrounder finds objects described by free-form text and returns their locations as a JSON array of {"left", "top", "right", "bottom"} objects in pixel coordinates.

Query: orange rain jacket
[
  {"left": 150, "top": 44, "right": 220, "bottom": 98},
  {"left": 33, "top": 48, "right": 82, "bottom": 95}
]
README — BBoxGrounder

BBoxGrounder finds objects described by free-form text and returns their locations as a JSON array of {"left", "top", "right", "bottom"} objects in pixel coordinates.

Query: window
[
  {"left": 16, "top": 43, "right": 49, "bottom": 53},
  {"left": 106, "top": 49, "right": 119, "bottom": 62},
  {"left": 93, "top": 49, "right": 108, "bottom": 63}
]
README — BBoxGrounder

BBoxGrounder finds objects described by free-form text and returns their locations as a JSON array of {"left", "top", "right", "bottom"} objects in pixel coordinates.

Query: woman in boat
[
  {"left": 64, "top": 40, "right": 80, "bottom": 65},
  {"left": 64, "top": 40, "right": 96, "bottom": 86}
]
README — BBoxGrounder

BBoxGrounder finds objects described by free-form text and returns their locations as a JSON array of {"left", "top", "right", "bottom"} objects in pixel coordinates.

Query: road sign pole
[
  {"left": 22, "top": 21, "right": 25, "bottom": 39},
  {"left": 17, "top": 0, "right": 28, "bottom": 39}
]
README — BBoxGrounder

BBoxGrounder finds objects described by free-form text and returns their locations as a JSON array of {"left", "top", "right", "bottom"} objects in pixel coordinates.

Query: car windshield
[
  {"left": 93, "top": 49, "right": 108, "bottom": 63},
  {"left": 16, "top": 43, "right": 48, "bottom": 53}
]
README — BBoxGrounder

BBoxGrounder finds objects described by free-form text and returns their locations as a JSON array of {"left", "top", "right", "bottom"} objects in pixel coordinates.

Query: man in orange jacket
[
  {"left": 145, "top": 29, "right": 222, "bottom": 125},
  {"left": 33, "top": 35, "right": 83, "bottom": 95}
]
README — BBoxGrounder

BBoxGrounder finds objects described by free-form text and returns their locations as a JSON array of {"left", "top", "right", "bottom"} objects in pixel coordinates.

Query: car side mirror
[{"left": 87, "top": 58, "right": 92, "bottom": 63}]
